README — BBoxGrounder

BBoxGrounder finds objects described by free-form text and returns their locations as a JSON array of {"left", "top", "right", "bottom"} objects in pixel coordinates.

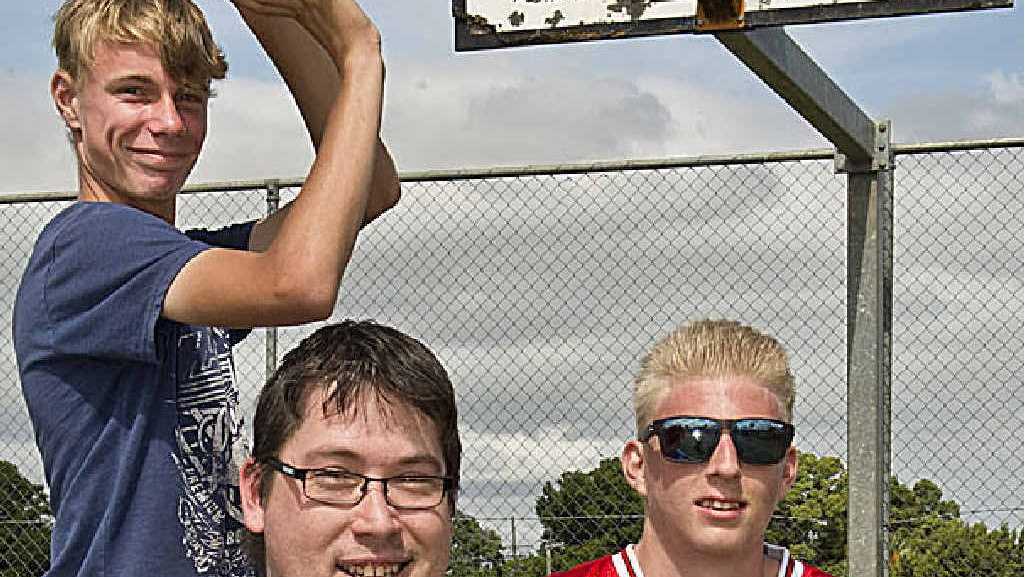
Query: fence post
[
  {"left": 264, "top": 180, "right": 280, "bottom": 380},
  {"left": 846, "top": 121, "right": 894, "bottom": 577},
  {"left": 510, "top": 517, "right": 517, "bottom": 561}
]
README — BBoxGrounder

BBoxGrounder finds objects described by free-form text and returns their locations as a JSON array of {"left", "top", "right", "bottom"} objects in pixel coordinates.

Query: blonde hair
[
  {"left": 633, "top": 320, "right": 795, "bottom": 436},
  {"left": 53, "top": 0, "right": 227, "bottom": 93}
]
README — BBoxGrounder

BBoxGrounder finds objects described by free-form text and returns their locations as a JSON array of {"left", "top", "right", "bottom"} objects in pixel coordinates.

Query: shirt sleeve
[
  {"left": 43, "top": 204, "right": 220, "bottom": 363},
  {"left": 185, "top": 220, "right": 255, "bottom": 250},
  {"left": 186, "top": 220, "right": 257, "bottom": 344}
]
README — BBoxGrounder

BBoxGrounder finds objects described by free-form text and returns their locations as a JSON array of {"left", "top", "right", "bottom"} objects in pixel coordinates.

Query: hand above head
[
  {"left": 231, "top": 0, "right": 380, "bottom": 66},
  {"left": 162, "top": 0, "right": 390, "bottom": 328}
]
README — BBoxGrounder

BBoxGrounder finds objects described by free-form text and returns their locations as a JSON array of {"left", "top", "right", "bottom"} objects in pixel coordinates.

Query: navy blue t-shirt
[{"left": 13, "top": 202, "right": 257, "bottom": 577}]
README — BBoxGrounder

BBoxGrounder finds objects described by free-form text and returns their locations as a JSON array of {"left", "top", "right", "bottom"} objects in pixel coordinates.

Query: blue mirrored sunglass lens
[
  {"left": 732, "top": 419, "right": 790, "bottom": 464},
  {"left": 660, "top": 419, "right": 721, "bottom": 462}
]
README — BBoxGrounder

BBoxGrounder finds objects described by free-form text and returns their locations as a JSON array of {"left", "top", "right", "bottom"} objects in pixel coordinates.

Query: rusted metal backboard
[{"left": 454, "top": 0, "right": 1014, "bottom": 50}]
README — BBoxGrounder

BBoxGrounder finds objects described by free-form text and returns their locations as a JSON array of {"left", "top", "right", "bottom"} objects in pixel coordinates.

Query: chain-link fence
[{"left": 0, "top": 140, "right": 1021, "bottom": 576}]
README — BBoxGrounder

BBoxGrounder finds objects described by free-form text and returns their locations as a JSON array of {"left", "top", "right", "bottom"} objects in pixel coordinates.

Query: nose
[
  {"left": 350, "top": 480, "right": 401, "bottom": 537},
  {"left": 149, "top": 93, "right": 186, "bottom": 136},
  {"left": 706, "top": 431, "right": 741, "bottom": 478}
]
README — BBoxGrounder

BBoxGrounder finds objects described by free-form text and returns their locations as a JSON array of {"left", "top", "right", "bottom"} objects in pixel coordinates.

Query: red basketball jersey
[{"left": 549, "top": 544, "right": 835, "bottom": 577}]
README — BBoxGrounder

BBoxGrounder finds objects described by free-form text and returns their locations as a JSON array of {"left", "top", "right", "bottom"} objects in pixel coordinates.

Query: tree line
[
  {"left": 2, "top": 455, "right": 1021, "bottom": 577},
  {"left": 451, "top": 453, "right": 1023, "bottom": 577}
]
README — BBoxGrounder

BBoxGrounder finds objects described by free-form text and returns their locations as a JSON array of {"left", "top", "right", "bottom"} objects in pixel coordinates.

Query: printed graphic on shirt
[{"left": 173, "top": 326, "right": 255, "bottom": 576}]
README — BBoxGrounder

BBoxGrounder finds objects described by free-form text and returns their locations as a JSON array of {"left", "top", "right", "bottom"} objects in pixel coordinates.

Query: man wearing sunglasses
[
  {"left": 239, "top": 320, "right": 461, "bottom": 577},
  {"left": 552, "top": 319, "right": 833, "bottom": 577}
]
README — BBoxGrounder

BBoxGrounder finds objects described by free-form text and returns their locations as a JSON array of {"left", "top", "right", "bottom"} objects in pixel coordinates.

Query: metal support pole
[
  {"left": 716, "top": 27, "right": 876, "bottom": 163},
  {"left": 715, "top": 26, "right": 894, "bottom": 571},
  {"left": 510, "top": 517, "right": 517, "bottom": 560},
  {"left": 264, "top": 180, "right": 281, "bottom": 380},
  {"left": 846, "top": 122, "right": 893, "bottom": 577}
]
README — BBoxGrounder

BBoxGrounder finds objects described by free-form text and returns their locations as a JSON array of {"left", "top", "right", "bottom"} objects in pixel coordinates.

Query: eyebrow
[
  {"left": 108, "top": 74, "right": 154, "bottom": 85},
  {"left": 104, "top": 74, "right": 208, "bottom": 95},
  {"left": 304, "top": 449, "right": 445, "bottom": 473},
  {"left": 104, "top": 74, "right": 155, "bottom": 90}
]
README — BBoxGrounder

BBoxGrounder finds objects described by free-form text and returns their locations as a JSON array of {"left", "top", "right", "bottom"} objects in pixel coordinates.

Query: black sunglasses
[{"left": 640, "top": 416, "right": 795, "bottom": 465}]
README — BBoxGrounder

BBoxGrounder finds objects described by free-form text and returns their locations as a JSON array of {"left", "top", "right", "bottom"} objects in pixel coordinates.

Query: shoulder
[
  {"left": 550, "top": 554, "right": 616, "bottom": 577},
  {"left": 58, "top": 201, "right": 177, "bottom": 230},
  {"left": 41, "top": 202, "right": 186, "bottom": 252}
]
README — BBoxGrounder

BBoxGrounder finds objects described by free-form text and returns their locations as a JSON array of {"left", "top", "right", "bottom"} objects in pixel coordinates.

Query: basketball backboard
[{"left": 454, "top": 0, "right": 1014, "bottom": 51}]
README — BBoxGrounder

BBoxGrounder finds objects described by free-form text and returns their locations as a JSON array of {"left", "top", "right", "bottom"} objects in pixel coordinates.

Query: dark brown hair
[{"left": 245, "top": 320, "right": 461, "bottom": 569}]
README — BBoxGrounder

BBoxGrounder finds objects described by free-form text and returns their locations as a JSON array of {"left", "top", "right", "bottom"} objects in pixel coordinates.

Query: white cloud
[
  {"left": 640, "top": 73, "right": 826, "bottom": 155},
  {"left": 0, "top": 74, "right": 78, "bottom": 193},
  {"left": 986, "top": 70, "right": 1024, "bottom": 105},
  {"left": 461, "top": 427, "right": 622, "bottom": 485},
  {"left": 190, "top": 77, "right": 314, "bottom": 183},
  {"left": 382, "top": 57, "right": 680, "bottom": 170}
]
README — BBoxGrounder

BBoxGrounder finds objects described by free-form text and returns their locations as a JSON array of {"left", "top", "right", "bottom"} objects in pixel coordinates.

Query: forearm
[
  {"left": 240, "top": 7, "right": 399, "bottom": 239},
  {"left": 238, "top": 11, "right": 334, "bottom": 148},
  {"left": 265, "top": 51, "right": 384, "bottom": 309},
  {"left": 163, "top": 1, "right": 387, "bottom": 328}
]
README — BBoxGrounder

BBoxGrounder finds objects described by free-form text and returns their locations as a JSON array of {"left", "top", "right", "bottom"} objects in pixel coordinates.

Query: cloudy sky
[
  {"left": 0, "top": 0, "right": 1021, "bottom": 552},
  {"left": 0, "top": 1, "right": 1021, "bottom": 192}
]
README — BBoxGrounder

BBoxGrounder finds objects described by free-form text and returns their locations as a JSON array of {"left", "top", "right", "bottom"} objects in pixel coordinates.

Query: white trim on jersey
[
  {"left": 624, "top": 544, "right": 644, "bottom": 577},
  {"left": 773, "top": 544, "right": 791, "bottom": 577},
  {"left": 766, "top": 542, "right": 808, "bottom": 577},
  {"left": 610, "top": 544, "right": 645, "bottom": 577},
  {"left": 612, "top": 542, "right": 812, "bottom": 577}
]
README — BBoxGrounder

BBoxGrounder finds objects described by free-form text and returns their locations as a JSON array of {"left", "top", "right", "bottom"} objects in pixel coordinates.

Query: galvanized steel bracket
[{"left": 836, "top": 120, "right": 893, "bottom": 174}]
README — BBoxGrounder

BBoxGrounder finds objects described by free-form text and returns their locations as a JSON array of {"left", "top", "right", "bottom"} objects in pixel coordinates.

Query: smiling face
[
  {"left": 242, "top": 391, "right": 453, "bottom": 577},
  {"left": 52, "top": 40, "right": 208, "bottom": 221},
  {"left": 623, "top": 374, "right": 797, "bottom": 562}
]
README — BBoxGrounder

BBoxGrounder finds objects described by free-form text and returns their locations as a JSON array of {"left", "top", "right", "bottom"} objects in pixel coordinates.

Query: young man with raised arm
[
  {"left": 551, "top": 320, "right": 834, "bottom": 577},
  {"left": 13, "top": 0, "right": 395, "bottom": 574}
]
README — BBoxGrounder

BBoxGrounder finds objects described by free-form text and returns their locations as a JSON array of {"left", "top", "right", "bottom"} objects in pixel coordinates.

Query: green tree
[
  {"left": 890, "top": 519, "right": 1023, "bottom": 577},
  {"left": 0, "top": 460, "right": 51, "bottom": 577},
  {"left": 450, "top": 511, "right": 505, "bottom": 577},
  {"left": 535, "top": 457, "right": 643, "bottom": 551},
  {"left": 765, "top": 453, "right": 848, "bottom": 574}
]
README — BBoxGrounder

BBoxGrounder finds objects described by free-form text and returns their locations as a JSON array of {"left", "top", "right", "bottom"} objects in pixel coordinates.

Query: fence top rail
[{"left": 2, "top": 137, "right": 1020, "bottom": 204}]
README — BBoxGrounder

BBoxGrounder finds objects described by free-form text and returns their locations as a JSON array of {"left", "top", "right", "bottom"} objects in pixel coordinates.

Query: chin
[{"left": 129, "top": 176, "right": 186, "bottom": 198}]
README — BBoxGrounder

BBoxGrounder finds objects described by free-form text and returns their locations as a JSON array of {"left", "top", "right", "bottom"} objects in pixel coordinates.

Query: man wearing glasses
[
  {"left": 551, "top": 320, "right": 833, "bottom": 577},
  {"left": 239, "top": 320, "right": 461, "bottom": 577}
]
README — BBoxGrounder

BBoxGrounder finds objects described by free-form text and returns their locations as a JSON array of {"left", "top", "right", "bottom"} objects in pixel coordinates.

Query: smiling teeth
[
  {"left": 698, "top": 499, "right": 741, "bottom": 510},
  {"left": 339, "top": 563, "right": 404, "bottom": 577}
]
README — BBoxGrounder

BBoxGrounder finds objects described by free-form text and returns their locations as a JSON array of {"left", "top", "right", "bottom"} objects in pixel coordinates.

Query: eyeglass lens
[{"left": 305, "top": 470, "right": 446, "bottom": 509}]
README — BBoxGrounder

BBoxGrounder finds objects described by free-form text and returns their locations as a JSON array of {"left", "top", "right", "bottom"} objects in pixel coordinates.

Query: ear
[
  {"left": 621, "top": 440, "right": 649, "bottom": 498},
  {"left": 777, "top": 445, "right": 799, "bottom": 499},
  {"left": 51, "top": 70, "right": 81, "bottom": 131},
  {"left": 239, "top": 457, "right": 266, "bottom": 534}
]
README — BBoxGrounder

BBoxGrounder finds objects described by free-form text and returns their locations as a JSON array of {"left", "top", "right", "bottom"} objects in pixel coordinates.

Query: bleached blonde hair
[
  {"left": 633, "top": 319, "right": 795, "bottom": 436},
  {"left": 53, "top": 0, "right": 227, "bottom": 94}
]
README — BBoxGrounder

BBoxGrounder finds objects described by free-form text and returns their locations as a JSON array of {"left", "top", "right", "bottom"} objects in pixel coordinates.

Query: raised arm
[
  {"left": 162, "top": 0, "right": 385, "bottom": 327},
  {"left": 239, "top": 4, "right": 400, "bottom": 250}
]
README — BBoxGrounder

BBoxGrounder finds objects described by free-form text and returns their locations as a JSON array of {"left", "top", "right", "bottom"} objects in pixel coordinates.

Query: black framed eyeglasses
[
  {"left": 640, "top": 416, "right": 795, "bottom": 465},
  {"left": 264, "top": 457, "right": 453, "bottom": 510}
]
